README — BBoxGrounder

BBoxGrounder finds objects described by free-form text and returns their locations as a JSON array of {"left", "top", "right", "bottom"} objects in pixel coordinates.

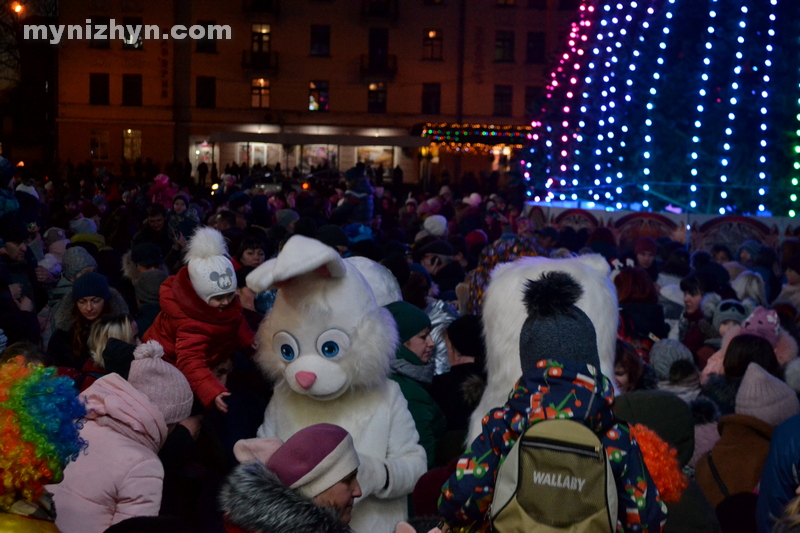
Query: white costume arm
[
  {"left": 358, "top": 382, "right": 427, "bottom": 500},
  {"left": 256, "top": 399, "right": 279, "bottom": 439}
]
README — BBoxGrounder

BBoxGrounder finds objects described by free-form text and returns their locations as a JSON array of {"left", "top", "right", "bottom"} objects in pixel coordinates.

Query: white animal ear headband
[{"left": 245, "top": 235, "right": 346, "bottom": 293}]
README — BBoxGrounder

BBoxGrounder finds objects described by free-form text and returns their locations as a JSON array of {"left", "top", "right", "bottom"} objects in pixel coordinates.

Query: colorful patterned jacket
[{"left": 438, "top": 359, "right": 668, "bottom": 532}]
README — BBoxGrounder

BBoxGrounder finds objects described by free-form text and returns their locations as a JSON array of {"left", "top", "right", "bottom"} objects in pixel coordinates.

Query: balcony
[
  {"left": 242, "top": 50, "right": 279, "bottom": 77},
  {"left": 361, "top": 0, "right": 398, "bottom": 20},
  {"left": 243, "top": 0, "right": 279, "bottom": 15},
  {"left": 360, "top": 54, "right": 397, "bottom": 83}
]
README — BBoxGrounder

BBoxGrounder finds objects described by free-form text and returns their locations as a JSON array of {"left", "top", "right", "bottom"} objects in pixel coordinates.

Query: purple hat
[{"left": 265, "top": 424, "right": 359, "bottom": 498}]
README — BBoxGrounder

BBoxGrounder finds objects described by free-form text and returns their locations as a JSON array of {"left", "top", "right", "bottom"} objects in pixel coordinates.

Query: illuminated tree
[{"left": 525, "top": 0, "right": 799, "bottom": 216}]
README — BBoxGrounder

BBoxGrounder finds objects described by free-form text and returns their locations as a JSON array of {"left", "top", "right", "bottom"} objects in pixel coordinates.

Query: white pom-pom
[
  {"left": 133, "top": 340, "right": 165, "bottom": 360},
  {"left": 186, "top": 226, "right": 228, "bottom": 261}
]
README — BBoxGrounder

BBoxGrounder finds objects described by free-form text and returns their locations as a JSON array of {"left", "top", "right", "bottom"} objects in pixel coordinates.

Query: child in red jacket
[{"left": 143, "top": 227, "right": 255, "bottom": 412}]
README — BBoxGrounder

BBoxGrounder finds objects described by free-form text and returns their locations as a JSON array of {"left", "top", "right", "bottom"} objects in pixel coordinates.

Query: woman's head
[
  {"left": 723, "top": 333, "right": 781, "bottom": 379},
  {"left": 236, "top": 236, "right": 267, "bottom": 268},
  {"left": 72, "top": 272, "right": 111, "bottom": 322},
  {"left": 614, "top": 339, "right": 643, "bottom": 393},
  {"left": 680, "top": 275, "right": 705, "bottom": 314},
  {"left": 88, "top": 314, "right": 137, "bottom": 367},
  {"left": 614, "top": 267, "right": 659, "bottom": 305},
  {"left": 0, "top": 358, "right": 86, "bottom": 509},
  {"left": 386, "top": 301, "right": 434, "bottom": 364}
]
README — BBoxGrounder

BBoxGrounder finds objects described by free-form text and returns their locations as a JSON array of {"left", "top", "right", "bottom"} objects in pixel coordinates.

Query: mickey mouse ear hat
[{"left": 186, "top": 227, "right": 237, "bottom": 303}]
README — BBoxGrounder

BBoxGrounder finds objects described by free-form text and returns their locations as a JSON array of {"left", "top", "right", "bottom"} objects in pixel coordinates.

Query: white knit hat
[
  {"left": 735, "top": 362, "right": 800, "bottom": 427},
  {"left": 186, "top": 227, "right": 237, "bottom": 303},
  {"left": 423, "top": 215, "right": 448, "bottom": 237}
]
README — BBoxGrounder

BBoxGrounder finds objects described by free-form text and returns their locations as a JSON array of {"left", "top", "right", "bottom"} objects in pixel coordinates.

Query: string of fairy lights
[{"left": 527, "top": 0, "right": 787, "bottom": 216}]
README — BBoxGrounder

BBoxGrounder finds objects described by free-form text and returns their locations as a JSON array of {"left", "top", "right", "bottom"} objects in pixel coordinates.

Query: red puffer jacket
[{"left": 143, "top": 267, "right": 255, "bottom": 407}]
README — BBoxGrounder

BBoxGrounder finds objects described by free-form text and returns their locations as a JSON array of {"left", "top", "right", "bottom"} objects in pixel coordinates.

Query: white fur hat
[{"left": 186, "top": 227, "right": 236, "bottom": 303}]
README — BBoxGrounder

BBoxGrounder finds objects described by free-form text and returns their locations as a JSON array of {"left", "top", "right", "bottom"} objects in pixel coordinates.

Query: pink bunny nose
[{"left": 295, "top": 371, "right": 317, "bottom": 390}]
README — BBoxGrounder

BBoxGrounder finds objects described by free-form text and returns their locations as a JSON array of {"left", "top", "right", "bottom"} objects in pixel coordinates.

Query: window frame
[
  {"left": 89, "top": 73, "right": 110, "bottom": 105},
  {"left": 251, "top": 78, "right": 271, "bottom": 109},
  {"left": 423, "top": 29, "right": 443, "bottom": 61},
  {"left": 309, "top": 80, "right": 330, "bottom": 112},
  {"left": 494, "top": 30, "right": 515, "bottom": 63},
  {"left": 421, "top": 83, "right": 441, "bottom": 115},
  {"left": 310, "top": 24, "right": 331, "bottom": 57},
  {"left": 493, "top": 84, "right": 513, "bottom": 117},
  {"left": 367, "top": 82, "right": 387, "bottom": 114},
  {"left": 196, "top": 76, "right": 216, "bottom": 109},
  {"left": 121, "top": 73, "right": 143, "bottom": 106}
]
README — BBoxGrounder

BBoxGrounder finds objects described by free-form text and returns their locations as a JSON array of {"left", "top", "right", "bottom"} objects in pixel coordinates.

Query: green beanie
[{"left": 385, "top": 301, "right": 431, "bottom": 343}]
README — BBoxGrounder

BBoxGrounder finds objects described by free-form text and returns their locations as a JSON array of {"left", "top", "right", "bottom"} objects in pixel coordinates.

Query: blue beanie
[{"left": 72, "top": 272, "right": 111, "bottom": 301}]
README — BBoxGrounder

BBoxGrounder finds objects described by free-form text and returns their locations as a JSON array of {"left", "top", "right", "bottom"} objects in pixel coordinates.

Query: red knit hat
[{"left": 265, "top": 424, "right": 359, "bottom": 498}]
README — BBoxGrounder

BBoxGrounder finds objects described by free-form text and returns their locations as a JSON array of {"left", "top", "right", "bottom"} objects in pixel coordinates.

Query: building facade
[{"left": 56, "top": 0, "right": 577, "bottom": 182}]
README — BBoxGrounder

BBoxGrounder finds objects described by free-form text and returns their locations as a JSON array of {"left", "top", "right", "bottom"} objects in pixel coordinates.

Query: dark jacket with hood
[
  {"left": 438, "top": 359, "right": 667, "bottom": 532},
  {"left": 218, "top": 461, "right": 351, "bottom": 533},
  {"left": 390, "top": 345, "right": 446, "bottom": 469}
]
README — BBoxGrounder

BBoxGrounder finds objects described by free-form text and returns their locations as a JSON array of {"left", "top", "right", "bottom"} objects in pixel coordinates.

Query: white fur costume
[
  {"left": 247, "top": 236, "right": 426, "bottom": 533},
  {"left": 468, "top": 254, "right": 618, "bottom": 441}
]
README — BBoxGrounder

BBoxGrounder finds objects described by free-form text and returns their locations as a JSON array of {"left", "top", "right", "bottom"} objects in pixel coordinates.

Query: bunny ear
[{"left": 246, "top": 235, "right": 346, "bottom": 293}]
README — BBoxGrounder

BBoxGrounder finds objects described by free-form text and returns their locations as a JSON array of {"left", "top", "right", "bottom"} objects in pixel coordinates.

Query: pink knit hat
[
  {"left": 735, "top": 362, "right": 800, "bottom": 427},
  {"left": 127, "top": 340, "right": 193, "bottom": 425},
  {"left": 740, "top": 307, "right": 780, "bottom": 348},
  {"left": 263, "top": 424, "right": 360, "bottom": 498}
]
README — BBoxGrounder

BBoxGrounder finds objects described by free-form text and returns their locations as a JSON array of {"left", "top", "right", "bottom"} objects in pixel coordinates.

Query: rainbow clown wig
[{"left": 0, "top": 357, "right": 86, "bottom": 509}]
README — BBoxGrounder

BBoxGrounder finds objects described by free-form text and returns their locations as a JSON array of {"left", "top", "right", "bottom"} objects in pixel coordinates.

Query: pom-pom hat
[
  {"left": 186, "top": 227, "right": 237, "bottom": 303},
  {"left": 519, "top": 271, "right": 600, "bottom": 373},
  {"left": 127, "top": 340, "right": 193, "bottom": 425}
]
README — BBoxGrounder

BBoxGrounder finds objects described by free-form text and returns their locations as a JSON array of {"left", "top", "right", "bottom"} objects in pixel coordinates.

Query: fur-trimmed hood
[
  {"left": 219, "top": 461, "right": 351, "bottom": 533},
  {"left": 53, "top": 287, "right": 129, "bottom": 332}
]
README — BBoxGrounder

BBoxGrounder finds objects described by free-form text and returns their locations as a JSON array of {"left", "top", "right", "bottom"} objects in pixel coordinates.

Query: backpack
[{"left": 490, "top": 419, "right": 618, "bottom": 532}]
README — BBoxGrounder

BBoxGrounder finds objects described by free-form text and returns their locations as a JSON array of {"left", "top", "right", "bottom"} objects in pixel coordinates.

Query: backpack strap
[{"left": 706, "top": 452, "right": 730, "bottom": 499}]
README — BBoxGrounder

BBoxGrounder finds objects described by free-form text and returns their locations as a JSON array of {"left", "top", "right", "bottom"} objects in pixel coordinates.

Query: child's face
[
  {"left": 173, "top": 199, "right": 186, "bottom": 215},
  {"left": 718, "top": 320, "right": 739, "bottom": 338},
  {"left": 787, "top": 268, "right": 800, "bottom": 286},
  {"left": 208, "top": 292, "right": 235, "bottom": 309}
]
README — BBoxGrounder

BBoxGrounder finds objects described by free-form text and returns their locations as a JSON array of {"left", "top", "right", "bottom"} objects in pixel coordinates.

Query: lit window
[
  {"left": 252, "top": 78, "right": 270, "bottom": 109},
  {"left": 423, "top": 29, "right": 443, "bottom": 60},
  {"left": 309, "top": 80, "right": 329, "bottom": 111}
]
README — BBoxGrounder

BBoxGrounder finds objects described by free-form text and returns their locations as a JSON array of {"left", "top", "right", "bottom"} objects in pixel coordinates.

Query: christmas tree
[{"left": 525, "top": 0, "right": 800, "bottom": 216}]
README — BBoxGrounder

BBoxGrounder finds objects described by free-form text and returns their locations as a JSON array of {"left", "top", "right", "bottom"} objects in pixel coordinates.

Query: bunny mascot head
[{"left": 247, "top": 236, "right": 398, "bottom": 401}]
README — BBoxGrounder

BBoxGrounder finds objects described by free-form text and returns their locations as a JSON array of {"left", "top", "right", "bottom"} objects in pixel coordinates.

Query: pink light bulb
[
  {"left": 570, "top": 78, "right": 578, "bottom": 84},
  {"left": 563, "top": 106, "right": 570, "bottom": 112},
  {"left": 562, "top": 135, "right": 568, "bottom": 142},
  {"left": 562, "top": 121, "right": 569, "bottom": 127},
  {"left": 561, "top": 165, "right": 568, "bottom": 171}
]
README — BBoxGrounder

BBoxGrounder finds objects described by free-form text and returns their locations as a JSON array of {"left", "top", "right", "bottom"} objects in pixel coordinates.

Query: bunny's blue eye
[
  {"left": 321, "top": 341, "right": 339, "bottom": 358},
  {"left": 280, "top": 344, "right": 295, "bottom": 361},
  {"left": 316, "top": 329, "right": 350, "bottom": 359}
]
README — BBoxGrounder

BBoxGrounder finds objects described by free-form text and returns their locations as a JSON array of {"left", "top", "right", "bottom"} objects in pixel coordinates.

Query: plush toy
[
  {"left": 246, "top": 236, "right": 427, "bottom": 533},
  {"left": 468, "top": 254, "right": 618, "bottom": 440}
]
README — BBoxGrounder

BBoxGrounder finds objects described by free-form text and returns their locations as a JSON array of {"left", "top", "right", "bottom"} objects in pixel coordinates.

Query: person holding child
[{"left": 143, "top": 227, "right": 255, "bottom": 413}]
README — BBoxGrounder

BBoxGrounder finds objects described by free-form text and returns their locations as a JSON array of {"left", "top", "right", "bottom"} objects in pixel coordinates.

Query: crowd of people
[{"left": 2, "top": 160, "right": 800, "bottom": 533}]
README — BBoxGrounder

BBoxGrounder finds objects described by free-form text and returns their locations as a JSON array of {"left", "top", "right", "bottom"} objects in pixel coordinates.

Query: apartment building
[{"left": 56, "top": 0, "right": 577, "bottom": 181}]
